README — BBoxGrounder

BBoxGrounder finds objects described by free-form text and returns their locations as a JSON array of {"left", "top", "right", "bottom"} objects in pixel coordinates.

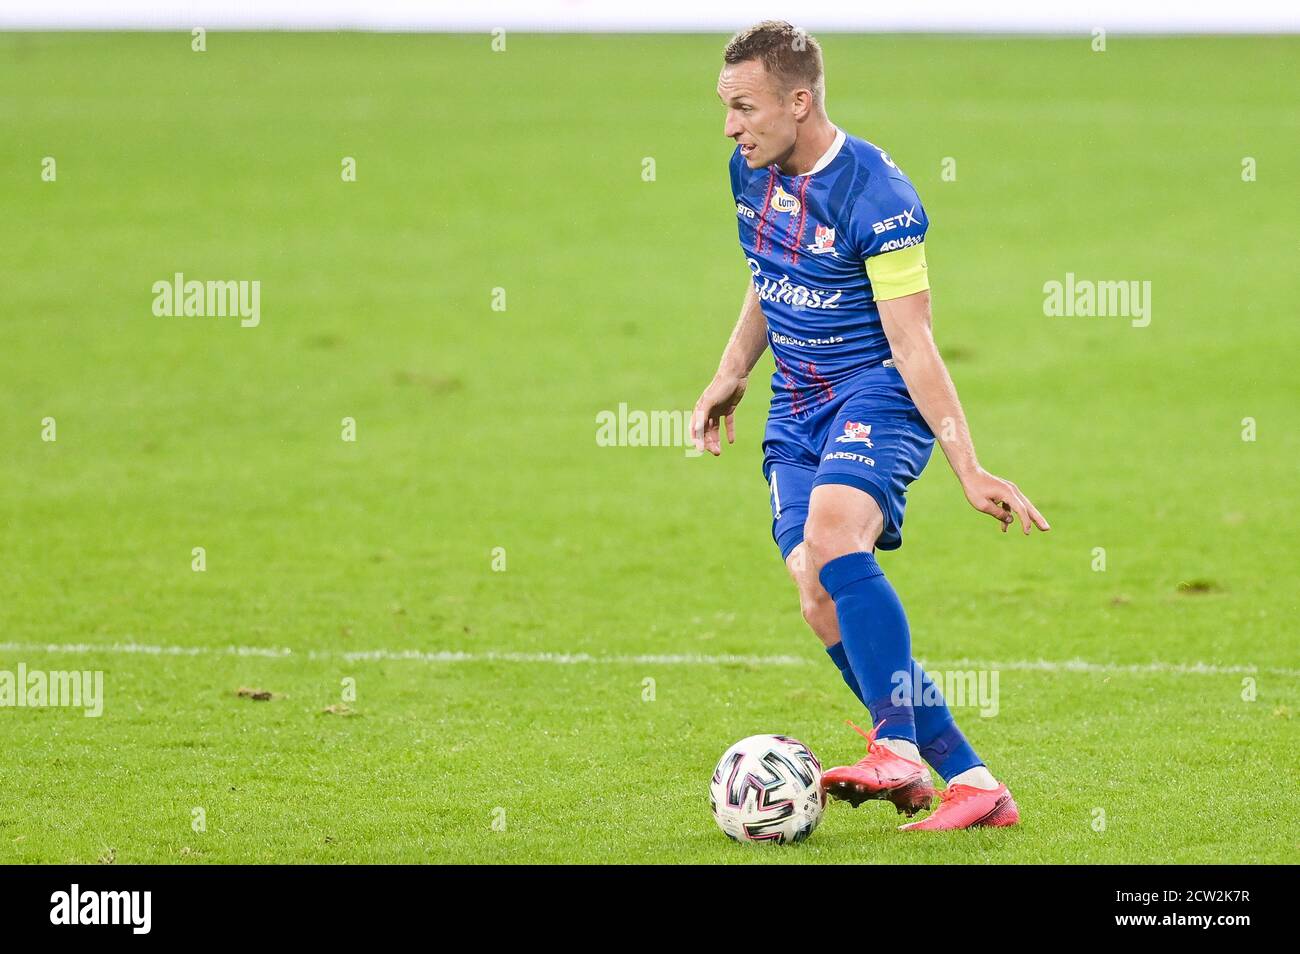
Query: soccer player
[{"left": 691, "top": 21, "right": 1050, "bottom": 831}]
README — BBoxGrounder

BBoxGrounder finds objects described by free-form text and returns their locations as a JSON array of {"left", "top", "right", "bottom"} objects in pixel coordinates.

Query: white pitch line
[
  {"left": 324, "top": 648, "right": 811, "bottom": 666},
  {"left": 0, "top": 642, "right": 806, "bottom": 668},
  {"left": 925, "top": 657, "right": 1300, "bottom": 679},
  {"left": 0, "top": 642, "right": 1296, "bottom": 678},
  {"left": 0, "top": 641, "right": 295, "bottom": 659}
]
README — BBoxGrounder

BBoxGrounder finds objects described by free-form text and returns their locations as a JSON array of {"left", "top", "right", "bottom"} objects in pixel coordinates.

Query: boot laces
[{"left": 845, "top": 718, "right": 888, "bottom": 754}]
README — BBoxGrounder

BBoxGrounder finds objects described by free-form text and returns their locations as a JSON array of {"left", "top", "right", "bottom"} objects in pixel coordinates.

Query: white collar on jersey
[{"left": 806, "top": 126, "right": 846, "bottom": 176}]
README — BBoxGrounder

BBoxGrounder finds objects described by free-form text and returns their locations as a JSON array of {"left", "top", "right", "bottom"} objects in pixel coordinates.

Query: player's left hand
[
  {"left": 961, "top": 469, "right": 1050, "bottom": 534},
  {"left": 690, "top": 373, "right": 747, "bottom": 456}
]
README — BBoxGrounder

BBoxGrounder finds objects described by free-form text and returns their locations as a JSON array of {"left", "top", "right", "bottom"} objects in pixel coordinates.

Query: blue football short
[{"left": 762, "top": 365, "right": 935, "bottom": 560}]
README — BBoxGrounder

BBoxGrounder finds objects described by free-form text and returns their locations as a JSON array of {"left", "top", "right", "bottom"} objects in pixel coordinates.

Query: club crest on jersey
[
  {"left": 835, "top": 421, "right": 873, "bottom": 447},
  {"left": 807, "top": 224, "right": 837, "bottom": 256},
  {"left": 771, "top": 185, "right": 801, "bottom": 215}
]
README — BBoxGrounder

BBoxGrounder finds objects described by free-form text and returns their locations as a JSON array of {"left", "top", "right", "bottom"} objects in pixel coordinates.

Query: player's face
[{"left": 717, "top": 60, "right": 796, "bottom": 169}]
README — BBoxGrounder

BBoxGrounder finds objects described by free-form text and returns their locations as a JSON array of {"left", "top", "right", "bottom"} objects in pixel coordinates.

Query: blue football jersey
[{"left": 729, "top": 129, "right": 931, "bottom": 418}]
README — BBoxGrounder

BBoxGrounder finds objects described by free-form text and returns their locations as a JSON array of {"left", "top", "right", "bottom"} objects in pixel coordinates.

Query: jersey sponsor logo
[
  {"left": 834, "top": 421, "right": 874, "bottom": 447},
  {"left": 754, "top": 276, "right": 842, "bottom": 310},
  {"left": 877, "top": 234, "right": 924, "bottom": 253},
  {"left": 770, "top": 331, "right": 844, "bottom": 348},
  {"left": 806, "top": 224, "right": 837, "bottom": 256},
  {"left": 771, "top": 184, "right": 801, "bottom": 215},
  {"left": 823, "top": 450, "right": 875, "bottom": 467},
  {"left": 871, "top": 206, "right": 920, "bottom": 235},
  {"left": 747, "top": 259, "right": 843, "bottom": 310},
  {"left": 736, "top": 202, "right": 756, "bottom": 219}
]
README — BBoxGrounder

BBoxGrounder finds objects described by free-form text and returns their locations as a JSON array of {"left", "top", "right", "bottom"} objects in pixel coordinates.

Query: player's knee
[
  {"left": 802, "top": 515, "right": 866, "bottom": 574},
  {"left": 803, "top": 490, "right": 884, "bottom": 573}
]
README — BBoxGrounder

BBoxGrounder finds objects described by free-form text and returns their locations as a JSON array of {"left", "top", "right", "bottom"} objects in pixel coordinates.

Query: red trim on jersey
[
  {"left": 803, "top": 361, "right": 835, "bottom": 405},
  {"left": 787, "top": 176, "right": 812, "bottom": 265},
  {"left": 774, "top": 355, "right": 807, "bottom": 417},
  {"left": 755, "top": 168, "right": 777, "bottom": 253}
]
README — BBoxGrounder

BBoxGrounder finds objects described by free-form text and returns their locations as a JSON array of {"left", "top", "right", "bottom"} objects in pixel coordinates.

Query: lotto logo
[{"left": 771, "top": 185, "right": 801, "bottom": 215}]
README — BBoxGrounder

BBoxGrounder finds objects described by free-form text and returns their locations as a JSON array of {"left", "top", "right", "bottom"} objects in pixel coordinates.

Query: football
[{"left": 709, "top": 735, "right": 825, "bottom": 844}]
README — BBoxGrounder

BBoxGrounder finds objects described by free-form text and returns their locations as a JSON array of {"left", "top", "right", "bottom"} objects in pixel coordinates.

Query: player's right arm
[{"left": 691, "top": 282, "right": 767, "bottom": 456}]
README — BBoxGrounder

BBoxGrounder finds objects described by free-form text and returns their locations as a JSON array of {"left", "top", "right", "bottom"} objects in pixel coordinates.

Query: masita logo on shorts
[
  {"left": 50, "top": 884, "right": 151, "bottom": 934},
  {"left": 834, "top": 421, "right": 873, "bottom": 447},
  {"left": 823, "top": 450, "right": 875, "bottom": 467}
]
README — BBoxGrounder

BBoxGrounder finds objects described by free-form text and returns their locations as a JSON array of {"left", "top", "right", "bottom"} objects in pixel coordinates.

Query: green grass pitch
[{"left": 0, "top": 32, "right": 1296, "bottom": 864}]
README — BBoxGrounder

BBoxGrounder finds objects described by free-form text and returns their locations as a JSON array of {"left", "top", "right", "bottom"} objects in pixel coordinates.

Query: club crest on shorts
[{"left": 835, "top": 421, "right": 873, "bottom": 447}]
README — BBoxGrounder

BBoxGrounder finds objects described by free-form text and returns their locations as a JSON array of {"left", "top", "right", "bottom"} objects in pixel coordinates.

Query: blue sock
[
  {"left": 818, "top": 552, "right": 917, "bottom": 744},
  {"left": 816, "top": 561, "right": 977, "bottom": 779},
  {"left": 825, "top": 641, "right": 867, "bottom": 706},
  {"left": 825, "top": 645, "right": 984, "bottom": 778},
  {"left": 908, "top": 661, "right": 985, "bottom": 782}
]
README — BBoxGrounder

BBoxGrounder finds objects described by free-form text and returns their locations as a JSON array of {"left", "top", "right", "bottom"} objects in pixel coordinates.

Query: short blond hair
[{"left": 723, "top": 20, "right": 824, "bottom": 105}]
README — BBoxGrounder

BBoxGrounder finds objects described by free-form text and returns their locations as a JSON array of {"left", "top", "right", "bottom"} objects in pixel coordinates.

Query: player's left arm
[{"left": 877, "top": 286, "right": 1050, "bottom": 535}]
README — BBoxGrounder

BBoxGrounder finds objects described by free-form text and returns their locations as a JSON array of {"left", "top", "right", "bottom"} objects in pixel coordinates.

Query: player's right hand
[{"left": 691, "top": 373, "right": 748, "bottom": 456}]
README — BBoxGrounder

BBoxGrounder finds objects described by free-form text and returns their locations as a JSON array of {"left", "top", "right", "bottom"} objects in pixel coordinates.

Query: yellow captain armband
[{"left": 865, "top": 241, "right": 929, "bottom": 301}]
